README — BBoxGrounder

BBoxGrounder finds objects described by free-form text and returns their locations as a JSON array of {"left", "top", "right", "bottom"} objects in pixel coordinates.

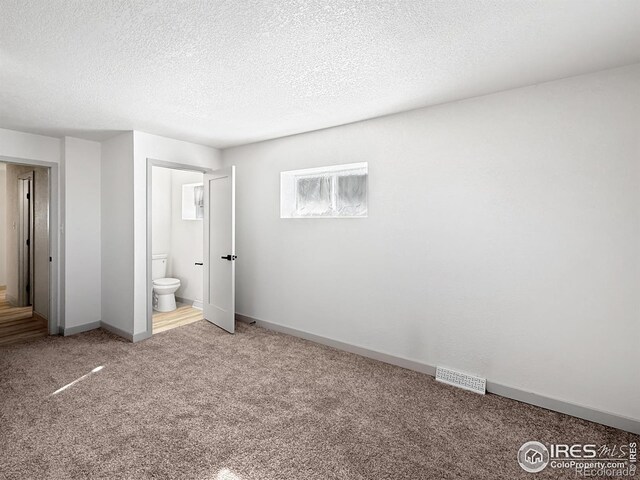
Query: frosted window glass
[
  {"left": 296, "top": 176, "right": 332, "bottom": 216},
  {"left": 336, "top": 174, "right": 367, "bottom": 216},
  {"left": 194, "top": 185, "right": 204, "bottom": 219},
  {"left": 182, "top": 183, "right": 204, "bottom": 220},
  {"left": 280, "top": 162, "right": 368, "bottom": 218}
]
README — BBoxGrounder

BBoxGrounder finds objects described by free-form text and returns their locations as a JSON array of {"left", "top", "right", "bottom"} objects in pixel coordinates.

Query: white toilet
[{"left": 152, "top": 254, "right": 181, "bottom": 312}]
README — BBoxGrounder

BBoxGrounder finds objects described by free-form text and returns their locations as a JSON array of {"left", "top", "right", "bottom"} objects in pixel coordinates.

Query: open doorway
[
  {"left": 0, "top": 162, "right": 50, "bottom": 345},
  {"left": 150, "top": 165, "right": 205, "bottom": 334},
  {"left": 147, "top": 158, "right": 236, "bottom": 338}
]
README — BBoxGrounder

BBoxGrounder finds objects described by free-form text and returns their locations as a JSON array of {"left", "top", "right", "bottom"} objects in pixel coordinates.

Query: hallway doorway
[{"left": 0, "top": 161, "right": 51, "bottom": 344}]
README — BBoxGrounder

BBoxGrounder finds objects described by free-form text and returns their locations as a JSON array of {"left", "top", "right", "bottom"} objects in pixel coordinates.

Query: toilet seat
[{"left": 153, "top": 277, "right": 180, "bottom": 286}]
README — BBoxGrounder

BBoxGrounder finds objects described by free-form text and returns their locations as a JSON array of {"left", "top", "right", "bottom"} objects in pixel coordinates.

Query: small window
[
  {"left": 182, "top": 183, "right": 204, "bottom": 220},
  {"left": 281, "top": 163, "right": 368, "bottom": 218}
]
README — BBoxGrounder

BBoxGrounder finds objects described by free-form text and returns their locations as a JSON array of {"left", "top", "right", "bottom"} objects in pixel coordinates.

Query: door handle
[
  {"left": 194, "top": 262, "right": 203, "bottom": 266},
  {"left": 221, "top": 255, "right": 237, "bottom": 261}
]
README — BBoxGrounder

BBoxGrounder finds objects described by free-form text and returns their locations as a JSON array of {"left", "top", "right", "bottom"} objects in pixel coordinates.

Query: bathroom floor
[{"left": 152, "top": 303, "right": 204, "bottom": 334}]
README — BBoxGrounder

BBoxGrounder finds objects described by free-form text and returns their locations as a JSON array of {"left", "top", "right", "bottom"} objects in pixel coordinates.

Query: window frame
[{"left": 281, "top": 162, "right": 368, "bottom": 219}]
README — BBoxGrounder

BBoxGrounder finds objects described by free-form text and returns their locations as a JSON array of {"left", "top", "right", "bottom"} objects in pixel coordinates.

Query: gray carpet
[{"left": 0, "top": 321, "right": 637, "bottom": 479}]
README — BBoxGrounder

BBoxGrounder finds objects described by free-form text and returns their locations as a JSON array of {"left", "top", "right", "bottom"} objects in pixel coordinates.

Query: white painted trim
[
  {"left": 59, "top": 320, "right": 151, "bottom": 343},
  {"left": 99, "top": 321, "right": 133, "bottom": 342},
  {"left": 63, "top": 321, "right": 101, "bottom": 336},
  {"left": 281, "top": 162, "right": 368, "bottom": 177},
  {"left": 146, "top": 158, "right": 217, "bottom": 341},
  {"left": 236, "top": 313, "right": 640, "bottom": 435},
  {"left": 485, "top": 382, "right": 640, "bottom": 436},
  {"left": 132, "top": 330, "right": 152, "bottom": 343},
  {"left": 192, "top": 300, "right": 203, "bottom": 310},
  {"left": 0, "top": 155, "right": 60, "bottom": 336},
  {"left": 235, "top": 313, "right": 436, "bottom": 376}
]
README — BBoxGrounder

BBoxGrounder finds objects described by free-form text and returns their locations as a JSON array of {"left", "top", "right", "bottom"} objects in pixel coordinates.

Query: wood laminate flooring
[
  {"left": 0, "top": 289, "right": 48, "bottom": 345},
  {"left": 152, "top": 304, "right": 204, "bottom": 334}
]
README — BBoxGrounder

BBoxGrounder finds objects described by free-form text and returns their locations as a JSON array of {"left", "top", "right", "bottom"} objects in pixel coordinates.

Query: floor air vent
[{"left": 436, "top": 366, "right": 486, "bottom": 395}]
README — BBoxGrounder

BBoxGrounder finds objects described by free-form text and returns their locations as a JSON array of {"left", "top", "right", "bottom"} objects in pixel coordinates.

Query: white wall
[
  {"left": 151, "top": 166, "right": 172, "bottom": 256},
  {"left": 64, "top": 137, "right": 101, "bottom": 329},
  {"left": 133, "top": 131, "right": 221, "bottom": 335},
  {"left": 0, "top": 128, "right": 218, "bottom": 337},
  {"left": 170, "top": 169, "right": 204, "bottom": 304},
  {"left": 222, "top": 64, "right": 640, "bottom": 421},
  {"left": 101, "top": 132, "right": 134, "bottom": 334},
  {"left": 0, "top": 163, "right": 5, "bottom": 286},
  {"left": 0, "top": 128, "right": 61, "bottom": 164}
]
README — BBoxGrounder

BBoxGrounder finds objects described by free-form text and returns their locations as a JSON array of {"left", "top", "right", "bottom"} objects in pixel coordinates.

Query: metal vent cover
[{"left": 436, "top": 366, "right": 486, "bottom": 395}]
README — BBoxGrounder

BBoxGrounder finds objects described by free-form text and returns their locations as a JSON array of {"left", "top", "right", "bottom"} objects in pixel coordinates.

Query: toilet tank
[{"left": 152, "top": 254, "right": 168, "bottom": 280}]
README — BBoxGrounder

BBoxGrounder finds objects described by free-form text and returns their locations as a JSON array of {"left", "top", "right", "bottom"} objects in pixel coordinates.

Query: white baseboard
[
  {"left": 175, "top": 296, "right": 193, "bottom": 306},
  {"left": 236, "top": 313, "right": 436, "bottom": 376},
  {"left": 99, "top": 321, "right": 134, "bottom": 341},
  {"left": 175, "top": 297, "right": 203, "bottom": 311},
  {"left": 62, "top": 321, "right": 101, "bottom": 336},
  {"left": 61, "top": 320, "right": 150, "bottom": 343},
  {"left": 236, "top": 313, "right": 640, "bottom": 435},
  {"left": 132, "top": 330, "right": 152, "bottom": 342}
]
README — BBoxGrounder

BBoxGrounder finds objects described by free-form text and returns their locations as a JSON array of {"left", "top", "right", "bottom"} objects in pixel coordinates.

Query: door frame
[
  {"left": 145, "top": 157, "right": 217, "bottom": 338},
  {"left": 0, "top": 155, "right": 60, "bottom": 335}
]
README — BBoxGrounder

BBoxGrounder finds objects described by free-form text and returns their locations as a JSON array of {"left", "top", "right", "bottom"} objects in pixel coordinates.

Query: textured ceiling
[{"left": 1, "top": 1, "right": 640, "bottom": 148}]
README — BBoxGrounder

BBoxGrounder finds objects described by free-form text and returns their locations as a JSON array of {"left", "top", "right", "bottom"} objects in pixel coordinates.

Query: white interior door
[{"left": 203, "top": 166, "right": 236, "bottom": 333}]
